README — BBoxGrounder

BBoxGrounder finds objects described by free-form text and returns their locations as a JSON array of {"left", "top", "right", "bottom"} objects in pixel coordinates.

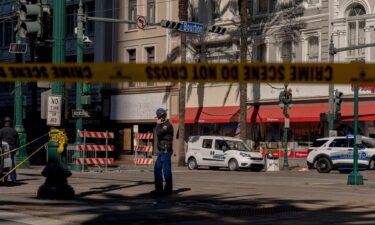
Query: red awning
[
  {"left": 172, "top": 106, "right": 239, "bottom": 124},
  {"left": 247, "top": 102, "right": 375, "bottom": 123}
]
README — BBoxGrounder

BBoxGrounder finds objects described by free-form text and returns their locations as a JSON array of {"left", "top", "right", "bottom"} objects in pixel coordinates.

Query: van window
[
  {"left": 215, "top": 140, "right": 229, "bottom": 151},
  {"left": 202, "top": 139, "right": 213, "bottom": 149},
  {"left": 363, "top": 139, "right": 375, "bottom": 148}
]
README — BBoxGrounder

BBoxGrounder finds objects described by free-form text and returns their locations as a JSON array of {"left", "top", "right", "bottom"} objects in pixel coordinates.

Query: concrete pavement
[{"left": 0, "top": 166, "right": 375, "bottom": 224}]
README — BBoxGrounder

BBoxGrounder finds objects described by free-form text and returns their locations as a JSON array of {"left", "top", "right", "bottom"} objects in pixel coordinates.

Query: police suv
[
  {"left": 307, "top": 136, "right": 375, "bottom": 173},
  {"left": 185, "top": 136, "right": 265, "bottom": 171}
]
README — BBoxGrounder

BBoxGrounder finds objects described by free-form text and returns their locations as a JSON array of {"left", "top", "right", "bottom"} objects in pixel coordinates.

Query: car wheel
[
  {"left": 188, "top": 158, "right": 198, "bottom": 170},
  {"left": 228, "top": 159, "right": 239, "bottom": 171},
  {"left": 369, "top": 159, "right": 375, "bottom": 170},
  {"left": 316, "top": 157, "right": 332, "bottom": 173}
]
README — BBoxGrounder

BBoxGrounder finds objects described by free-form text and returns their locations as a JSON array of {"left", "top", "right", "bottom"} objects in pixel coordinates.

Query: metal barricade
[
  {"left": 134, "top": 133, "right": 153, "bottom": 166},
  {"left": 67, "top": 130, "right": 114, "bottom": 172}
]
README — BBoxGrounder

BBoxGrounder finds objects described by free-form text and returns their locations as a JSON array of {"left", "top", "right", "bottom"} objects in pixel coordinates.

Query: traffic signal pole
[
  {"left": 328, "top": 35, "right": 375, "bottom": 185},
  {"left": 14, "top": 36, "right": 29, "bottom": 168},
  {"left": 76, "top": 0, "right": 83, "bottom": 144},
  {"left": 38, "top": 0, "right": 75, "bottom": 199}
]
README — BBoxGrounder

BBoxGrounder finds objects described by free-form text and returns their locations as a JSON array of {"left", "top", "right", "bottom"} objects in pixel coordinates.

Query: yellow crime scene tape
[{"left": 0, "top": 62, "right": 375, "bottom": 84}]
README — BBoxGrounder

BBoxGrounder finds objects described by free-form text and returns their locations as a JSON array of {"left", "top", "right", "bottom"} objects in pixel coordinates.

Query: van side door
[
  {"left": 201, "top": 139, "right": 214, "bottom": 166},
  {"left": 212, "top": 139, "right": 227, "bottom": 167}
]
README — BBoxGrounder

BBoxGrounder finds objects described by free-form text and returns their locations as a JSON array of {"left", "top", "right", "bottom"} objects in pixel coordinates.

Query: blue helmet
[{"left": 156, "top": 108, "right": 167, "bottom": 118}]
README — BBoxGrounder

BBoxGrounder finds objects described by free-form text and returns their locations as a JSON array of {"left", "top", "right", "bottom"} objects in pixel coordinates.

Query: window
[
  {"left": 281, "top": 41, "right": 292, "bottom": 62},
  {"left": 0, "top": 22, "right": 4, "bottom": 47},
  {"left": 363, "top": 139, "right": 375, "bottom": 148},
  {"left": 147, "top": 0, "right": 155, "bottom": 24},
  {"left": 256, "top": 44, "right": 267, "bottom": 62},
  {"left": 307, "top": 0, "right": 320, "bottom": 5},
  {"left": 312, "top": 140, "right": 328, "bottom": 148},
  {"left": 215, "top": 140, "right": 229, "bottom": 151},
  {"left": 145, "top": 47, "right": 155, "bottom": 63},
  {"left": 127, "top": 49, "right": 136, "bottom": 87},
  {"left": 347, "top": 4, "right": 366, "bottom": 57},
  {"left": 202, "top": 139, "right": 213, "bottom": 149},
  {"left": 307, "top": 36, "right": 319, "bottom": 62},
  {"left": 211, "top": 0, "right": 220, "bottom": 20},
  {"left": 256, "top": 0, "right": 276, "bottom": 14},
  {"left": 329, "top": 139, "right": 350, "bottom": 148},
  {"left": 85, "top": 2, "right": 95, "bottom": 34},
  {"left": 258, "top": 0, "right": 268, "bottom": 14},
  {"left": 145, "top": 47, "right": 155, "bottom": 86},
  {"left": 128, "top": 49, "right": 136, "bottom": 63},
  {"left": 66, "top": 5, "right": 76, "bottom": 36},
  {"left": 4, "top": 20, "right": 13, "bottom": 45},
  {"left": 128, "top": 0, "right": 137, "bottom": 30}
]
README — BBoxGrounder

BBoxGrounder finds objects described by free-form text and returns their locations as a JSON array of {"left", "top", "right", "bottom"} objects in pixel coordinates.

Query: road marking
[{"left": 0, "top": 211, "right": 79, "bottom": 225}]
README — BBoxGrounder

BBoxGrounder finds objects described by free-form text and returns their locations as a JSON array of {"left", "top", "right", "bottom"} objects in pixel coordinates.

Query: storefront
[
  {"left": 173, "top": 101, "right": 375, "bottom": 151},
  {"left": 109, "top": 90, "right": 176, "bottom": 156}
]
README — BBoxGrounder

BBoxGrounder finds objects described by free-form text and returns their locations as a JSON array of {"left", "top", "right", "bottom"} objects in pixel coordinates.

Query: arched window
[
  {"left": 307, "top": 36, "right": 319, "bottom": 62},
  {"left": 346, "top": 4, "right": 366, "bottom": 57}
]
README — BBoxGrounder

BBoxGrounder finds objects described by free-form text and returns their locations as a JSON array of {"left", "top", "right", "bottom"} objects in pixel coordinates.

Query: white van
[{"left": 185, "top": 136, "right": 264, "bottom": 171}]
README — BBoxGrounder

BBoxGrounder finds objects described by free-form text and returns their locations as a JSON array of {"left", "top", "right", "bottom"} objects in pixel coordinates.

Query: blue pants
[
  {"left": 154, "top": 151, "right": 173, "bottom": 193},
  {"left": 10, "top": 149, "right": 16, "bottom": 182}
]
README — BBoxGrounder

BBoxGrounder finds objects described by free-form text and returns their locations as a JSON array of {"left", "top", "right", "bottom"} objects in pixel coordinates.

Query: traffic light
[
  {"left": 160, "top": 20, "right": 181, "bottom": 30},
  {"left": 208, "top": 25, "right": 226, "bottom": 34},
  {"left": 16, "top": 0, "right": 43, "bottom": 38},
  {"left": 335, "top": 90, "right": 343, "bottom": 112},
  {"left": 81, "top": 80, "right": 91, "bottom": 105},
  {"left": 279, "top": 88, "right": 292, "bottom": 106},
  {"left": 279, "top": 87, "right": 292, "bottom": 118}
]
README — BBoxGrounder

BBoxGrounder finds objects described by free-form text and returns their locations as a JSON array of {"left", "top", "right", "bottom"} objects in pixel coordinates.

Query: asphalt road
[{"left": 1, "top": 166, "right": 375, "bottom": 225}]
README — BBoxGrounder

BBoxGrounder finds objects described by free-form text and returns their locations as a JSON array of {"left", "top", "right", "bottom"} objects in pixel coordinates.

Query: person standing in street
[
  {"left": 151, "top": 108, "right": 174, "bottom": 196},
  {"left": 0, "top": 117, "right": 19, "bottom": 182}
]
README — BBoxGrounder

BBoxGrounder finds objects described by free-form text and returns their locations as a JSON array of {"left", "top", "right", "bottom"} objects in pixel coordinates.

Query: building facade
[
  {"left": 177, "top": 0, "right": 375, "bottom": 151},
  {"left": 104, "top": 0, "right": 181, "bottom": 162}
]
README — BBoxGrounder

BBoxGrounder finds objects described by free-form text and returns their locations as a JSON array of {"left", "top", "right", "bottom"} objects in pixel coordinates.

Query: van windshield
[{"left": 215, "top": 139, "right": 251, "bottom": 152}]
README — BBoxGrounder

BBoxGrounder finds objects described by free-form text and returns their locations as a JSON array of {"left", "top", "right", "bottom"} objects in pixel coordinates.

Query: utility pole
[
  {"left": 76, "top": 0, "right": 84, "bottom": 143},
  {"left": 178, "top": 0, "right": 187, "bottom": 166},
  {"left": 328, "top": 37, "right": 335, "bottom": 136},
  {"left": 279, "top": 85, "right": 292, "bottom": 170},
  {"left": 14, "top": 0, "right": 45, "bottom": 168},
  {"left": 239, "top": 0, "right": 248, "bottom": 141}
]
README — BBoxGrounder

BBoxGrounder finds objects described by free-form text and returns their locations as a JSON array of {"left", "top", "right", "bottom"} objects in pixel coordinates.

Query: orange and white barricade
[
  {"left": 68, "top": 130, "right": 114, "bottom": 172},
  {"left": 134, "top": 132, "right": 153, "bottom": 166}
]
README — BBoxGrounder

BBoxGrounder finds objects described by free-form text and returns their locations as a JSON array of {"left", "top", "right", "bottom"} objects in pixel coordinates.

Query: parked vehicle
[
  {"left": 0, "top": 141, "right": 12, "bottom": 184},
  {"left": 307, "top": 136, "right": 375, "bottom": 173},
  {"left": 185, "top": 136, "right": 264, "bottom": 171}
]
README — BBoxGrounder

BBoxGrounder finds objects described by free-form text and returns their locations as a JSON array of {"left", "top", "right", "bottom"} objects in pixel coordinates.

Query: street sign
[
  {"left": 179, "top": 21, "right": 204, "bottom": 34},
  {"left": 72, "top": 109, "right": 90, "bottom": 118},
  {"left": 136, "top": 15, "right": 147, "bottom": 29},
  {"left": 9, "top": 43, "right": 28, "bottom": 54},
  {"left": 47, "top": 95, "right": 61, "bottom": 126}
]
